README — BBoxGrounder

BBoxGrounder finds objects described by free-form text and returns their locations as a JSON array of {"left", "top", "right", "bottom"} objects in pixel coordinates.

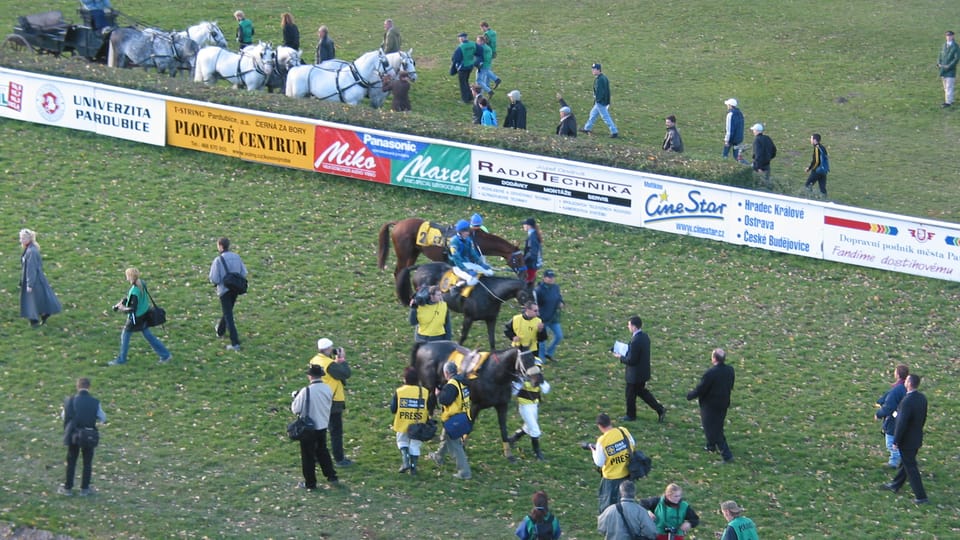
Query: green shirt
[
  {"left": 726, "top": 516, "right": 759, "bottom": 540},
  {"left": 237, "top": 19, "right": 254, "bottom": 45},
  {"left": 484, "top": 28, "right": 498, "bottom": 57},
  {"left": 939, "top": 40, "right": 959, "bottom": 78}
]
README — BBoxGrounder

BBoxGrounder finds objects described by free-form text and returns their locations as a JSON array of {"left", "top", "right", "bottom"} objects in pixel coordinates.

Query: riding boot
[
  {"left": 398, "top": 447, "right": 411, "bottom": 473},
  {"left": 507, "top": 428, "right": 525, "bottom": 444},
  {"left": 532, "top": 437, "right": 545, "bottom": 461},
  {"left": 409, "top": 455, "right": 419, "bottom": 476}
]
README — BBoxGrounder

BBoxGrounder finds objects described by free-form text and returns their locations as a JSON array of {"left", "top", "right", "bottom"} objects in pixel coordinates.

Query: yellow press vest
[
  {"left": 393, "top": 385, "right": 428, "bottom": 433},
  {"left": 511, "top": 314, "right": 542, "bottom": 350},
  {"left": 417, "top": 302, "right": 448, "bottom": 337},
  {"left": 517, "top": 379, "right": 541, "bottom": 405},
  {"left": 440, "top": 378, "right": 471, "bottom": 421},
  {"left": 597, "top": 428, "right": 632, "bottom": 479},
  {"left": 310, "top": 353, "right": 345, "bottom": 402}
]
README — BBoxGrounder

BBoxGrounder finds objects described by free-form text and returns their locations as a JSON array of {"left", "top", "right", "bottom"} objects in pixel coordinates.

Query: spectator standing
[
  {"left": 19, "top": 228, "right": 61, "bottom": 328},
  {"left": 722, "top": 98, "right": 745, "bottom": 161},
  {"left": 937, "top": 31, "right": 959, "bottom": 108},
  {"left": 430, "top": 362, "right": 472, "bottom": 480},
  {"left": 534, "top": 270, "right": 564, "bottom": 361},
  {"left": 515, "top": 490, "right": 562, "bottom": 539},
  {"left": 475, "top": 35, "right": 494, "bottom": 97},
  {"left": 310, "top": 338, "right": 353, "bottom": 466},
  {"left": 686, "top": 348, "right": 735, "bottom": 463},
  {"left": 504, "top": 301, "right": 547, "bottom": 357},
  {"left": 521, "top": 217, "right": 543, "bottom": 285},
  {"left": 280, "top": 13, "right": 299, "bottom": 50},
  {"left": 662, "top": 115, "right": 684, "bottom": 153},
  {"left": 450, "top": 33, "right": 478, "bottom": 104},
  {"left": 471, "top": 84, "right": 484, "bottom": 124},
  {"left": 597, "top": 480, "right": 658, "bottom": 540},
  {"left": 479, "top": 97, "right": 498, "bottom": 126},
  {"left": 590, "top": 413, "right": 633, "bottom": 514},
  {"left": 381, "top": 19, "right": 401, "bottom": 53},
  {"left": 882, "top": 374, "right": 929, "bottom": 504},
  {"left": 506, "top": 365, "right": 550, "bottom": 461},
  {"left": 109, "top": 268, "right": 171, "bottom": 366},
  {"left": 315, "top": 25, "right": 335, "bottom": 63},
  {"left": 383, "top": 71, "right": 412, "bottom": 112},
  {"left": 234, "top": 10, "right": 254, "bottom": 49},
  {"left": 875, "top": 364, "right": 909, "bottom": 468},
  {"left": 803, "top": 133, "right": 830, "bottom": 199},
  {"left": 209, "top": 237, "right": 248, "bottom": 351},
  {"left": 612, "top": 316, "right": 666, "bottom": 423},
  {"left": 480, "top": 22, "right": 502, "bottom": 90},
  {"left": 390, "top": 366, "right": 431, "bottom": 475},
  {"left": 638, "top": 483, "right": 700, "bottom": 538},
  {"left": 719, "top": 500, "right": 759, "bottom": 540},
  {"left": 504, "top": 90, "right": 527, "bottom": 129},
  {"left": 58, "top": 377, "right": 106, "bottom": 496},
  {"left": 556, "top": 94, "right": 577, "bottom": 137},
  {"left": 750, "top": 123, "right": 777, "bottom": 189},
  {"left": 581, "top": 63, "right": 619, "bottom": 138},
  {"left": 409, "top": 285, "right": 451, "bottom": 342},
  {"left": 292, "top": 365, "right": 338, "bottom": 489}
]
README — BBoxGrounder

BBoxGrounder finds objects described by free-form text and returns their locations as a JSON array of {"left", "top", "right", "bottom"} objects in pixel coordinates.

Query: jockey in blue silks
[{"left": 450, "top": 219, "right": 493, "bottom": 286}]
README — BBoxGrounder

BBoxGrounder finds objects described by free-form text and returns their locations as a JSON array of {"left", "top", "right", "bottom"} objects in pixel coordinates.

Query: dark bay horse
[
  {"left": 397, "top": 262, "right": 531, "bottom": 350},
  {"left": 411, "top": 341, "right": 537, "bottom": 461},
  {"left": 378, "top": 217, "right": 523, "bottom": 276}
]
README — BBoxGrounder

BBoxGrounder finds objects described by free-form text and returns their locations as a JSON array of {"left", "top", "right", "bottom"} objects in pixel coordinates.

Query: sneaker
[
  {"left": 107, "top": 359, "right": 125, "bottom": 366},
  {"left": 493, "top": 79, "right": 501, "bottom": 90},
  {"left": 881, "top": 482, "right": 899, "bottom": 493},
  {"left": 487, "top": 91, "right": 494, "bottom": 99},
  {"left": 79, "top": 487, "right": 96, "bottom": 496},
  {"left": 913, "top": 498, "right": 929, "bottom": 504},
  {"left": 579, "top": 129, "right": 592, "bottom": 134},
  {"left": 41, "top": 314, "right": 50, "bottom": 325},
  {"left": 452, "top": 472, "right": 471, "bottom": 480},
  {"left": 225, "top": 344, "right": 241, "bottom": 351},
  {"left": 296, "top": 481, "right": 316, "bottom": 491},
  {"left": 657, "top": 409, "right": 666, "bottom": 424},
  {"left": 428, "top": 452, "right": 443, "bottom": 466},
  {"left": 30, "top": 320, "right": 41, "bottom": 328},
  {"left": 610, "top": 133, "right": 619, "bottom": 139},
  {"left": 941, "top": 103, "right": 952, "bottom": 108},
  {"left": 57, "top": 486, "right": 73, "bottom": 496},
  {"left": 335, "top": 458, "right": 354, "bottom": 467},
  {"left": 214, "top": 321, "right": 225, "bottom": 338},
  {"left": 618, "top": 415, "right": 636, "bottom": 422},
  {"left": 158, "top": 355, "right": 172, "bottom": 364}
]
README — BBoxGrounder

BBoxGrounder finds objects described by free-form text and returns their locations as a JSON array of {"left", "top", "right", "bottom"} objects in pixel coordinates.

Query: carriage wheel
[{"left": 4, "top": 34, "right": 34, "bottom": 53}]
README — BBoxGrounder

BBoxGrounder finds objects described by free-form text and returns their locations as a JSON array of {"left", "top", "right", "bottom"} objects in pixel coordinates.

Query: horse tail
[
  {"left": 396, "top": 264, "right": 417, "bottom": 306},
  {"left": 410, "top": 342, "right": 423, "bottom": 367},
  {"left": 377, "top": 221, "right": 396, "bottom": 271}
]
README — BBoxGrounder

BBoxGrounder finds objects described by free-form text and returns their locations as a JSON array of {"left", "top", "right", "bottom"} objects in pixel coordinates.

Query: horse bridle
[
  {"left": 231, "top": 45, "right": 275, "bottom": 85},
  {"left": 307, "top": 51, "right": 396, "bottom": 102}
]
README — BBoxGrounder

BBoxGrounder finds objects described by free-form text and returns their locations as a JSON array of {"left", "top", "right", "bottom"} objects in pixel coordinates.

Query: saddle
[
  {"left": 440, "top": 269, "right": 473, "bottom": 297},
  {"left": 446, "top": 346, "right": 491, "bottom": 380},
  {"left": 415, "top": 221, "right": 453, "bottom": 249}
]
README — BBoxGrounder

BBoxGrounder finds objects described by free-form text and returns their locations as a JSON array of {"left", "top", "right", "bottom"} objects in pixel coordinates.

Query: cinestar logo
[{"left": 909, "top": 228, "right": 935, "bottom": 243}]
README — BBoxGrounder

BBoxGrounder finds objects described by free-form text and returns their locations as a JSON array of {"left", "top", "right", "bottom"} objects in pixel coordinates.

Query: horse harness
[
  {"left": 208, "top": 46, "right": 273, "bottom": 88},
  {"left": 307, "top": 51, "right": 395, "bottom": 102}
]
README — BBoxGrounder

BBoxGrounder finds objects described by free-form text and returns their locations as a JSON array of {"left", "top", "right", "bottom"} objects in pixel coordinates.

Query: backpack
[
  {"left": 816, "top": 146, "right": 830, "bottom": 174},
  {"left": 525, "top": 514, "right": 558, "bottom": 540},
  {"left": 219, "top": 255, "right": 248, "bottom": 295}
]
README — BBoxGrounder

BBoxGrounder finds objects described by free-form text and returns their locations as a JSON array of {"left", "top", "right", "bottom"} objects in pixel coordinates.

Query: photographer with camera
[
  {"left": 310, "top": 338, "right": 353, "bottom": 467},
  {"left": 638, "top": 483, "right": 700, "bottom": 539},
  {"left": 409, "top": 285, "right": 451, "bottom": 343},
  {"left": 597, "top": 480, "right": 657, "bottom": 540}
]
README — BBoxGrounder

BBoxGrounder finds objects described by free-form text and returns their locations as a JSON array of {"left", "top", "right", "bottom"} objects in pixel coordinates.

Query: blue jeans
[
  {"left": 538, "top": 321, "right": 563, "bottom": 359},
  {"left": 476, "top": 67, "right": 494, "bottom": 93},
  {"left": 116, "top": 326, "right": 170, "bottom": 364},
  {"left": 885, "top": 432, "right": 901, "bottom": 466},
  {"left": 584, "top": 102, "right": 618, "bottom": 134}
]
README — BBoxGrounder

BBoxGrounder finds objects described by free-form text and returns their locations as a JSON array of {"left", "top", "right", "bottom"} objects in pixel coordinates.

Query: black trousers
[
  {"left": 890, "top": 447, "right": 926, "bottom": 500},
  {"left": 625, "top": 381, "right": 663, "bottom": 419},
  {"left": 329, "top": 407, "right": 345, "bottom": 462},
  {"left": 700, "top": 406, "right": 733, "bottom": 461},
  {"left": 218, "top": 290, "right": 240, "bottom": 346},
  {"left": 298, "top": 428, "right": 337, "bottom": 488},
  {"left": 457, "top": 70, "right": 472, "bottom": 103},
  {"left": 805, "top": 171, "right": 828, "bottom": 195},
  {"left": 65, "top": 444, "right": 95, "bottom": 490}
]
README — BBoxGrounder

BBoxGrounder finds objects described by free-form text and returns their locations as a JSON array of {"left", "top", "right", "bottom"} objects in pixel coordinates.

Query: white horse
[
  {"left": 194, "top": 42, "right": 276, "bottom": 91},
  {"left": 367, "top": 49, "right": 419, "bottom": 107},
  {"left": 285, "top": 49, "right": 395, "bottom": 106},
  {"left": 107, "top": 27, "right": 198, "bottom": 77},
  {"left": 266, "top": 46, "right": 303, "bottom": 93},
  {"left": 176, "top": 21, "right": 228, "bottom": 68}
]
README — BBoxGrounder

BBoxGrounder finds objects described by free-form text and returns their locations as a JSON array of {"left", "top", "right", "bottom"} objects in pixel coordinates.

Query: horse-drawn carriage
[{"left": 5, "top": 9, "right": 116, "bottom": 61}]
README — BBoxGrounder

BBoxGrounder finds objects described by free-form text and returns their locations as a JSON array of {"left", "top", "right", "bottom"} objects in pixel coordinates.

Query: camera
[
  {"left": 333, "top": 347, "right": 344, "bottom": 357},
  {"left": 413, "top": 286, "right": 431, "bottom": 306},
  {"left": 112, "top": 305, "right": 119, "bottom": 312},
  {"left": 579, "top": 441, "right": 593, "bottom": 450}
]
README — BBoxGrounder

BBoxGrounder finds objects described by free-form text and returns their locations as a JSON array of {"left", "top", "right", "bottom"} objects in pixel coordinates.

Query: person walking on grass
[
  {"left": 209, "top": 237, "right": 248, "bottom": 351},
  {"left": 686, "top": 348, "right": 735, "bottom": 463},
  {"left": 450, "top": 33, "right": 477, "bottom": 104},
  {"left": 750, "top": 123, "right": 777, "bottom": 189},
  {"left": 109, "top": 267, "right": 171, "bottom": 366},
  {"left": 292, "top": 364, "right": 338, "bottom": 489},
  {"left": 875, "top": 363, "right": 909, "bottom": 469},
  {"left": 882, "top": 374, "right": 929, "bottom": 504},
  {"left": 19, "top": 228, "right": 61, "bottom": 328},
  {"left": 589, "top": 413, "right": 634, "bottom": 514},
  {"left": 719, "top": 500, "right": 759, "bottom": 540},
  {"left": 480, "top": 22, "right": 502, "bottom": 90},
  {"left": 581, "top": 63, "right": 619, "bottom": 138},
  {"left": 390, "top": 366, "right": 431, "bottom": 475},
  {"left": 612, "top": 316, "right": 666, "bottom": 424},
  {"left": 803, "top": 133, "right": 830, "bottom": 199},
  {"left": 58, "top": 377, "right": 106, "bottom": 497},
  {"left": 722, "top": 98, "right": 745, "bottom": 162},
  {"left": 504, "top": 90, "right": 527, "bottom": 129}
]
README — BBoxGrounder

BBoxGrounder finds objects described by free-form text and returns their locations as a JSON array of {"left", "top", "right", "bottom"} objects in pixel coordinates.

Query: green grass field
[{"left": 1, "top": 1, "right": 958, "bottom": 539}]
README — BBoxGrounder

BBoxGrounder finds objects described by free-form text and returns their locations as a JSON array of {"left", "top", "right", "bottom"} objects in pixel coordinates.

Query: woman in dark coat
[
  {"left": 19, "top": 228, "right": 62, "bottom": 327},
  {"left": 383, "top": 71, "right": 412, "bottom": 111},
  {"left": 281, "top": 13, "right": 300, "bottom": 50},
  {"left": 504, "top": 90, "right": 527, "bottom": 129}
]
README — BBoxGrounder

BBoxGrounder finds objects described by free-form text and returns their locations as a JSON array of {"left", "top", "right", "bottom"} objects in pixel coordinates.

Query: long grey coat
[{"left": 20, "top": 243, "right": 62, "bottom": 321}]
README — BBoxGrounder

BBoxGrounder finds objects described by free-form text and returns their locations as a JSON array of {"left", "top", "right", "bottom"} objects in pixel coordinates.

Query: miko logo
[
  {"left": 35, "top": 84, "right": 65, "bottom": 122},
  {"left": 908, "top": 228, "right": 935, "bottom": 243}
]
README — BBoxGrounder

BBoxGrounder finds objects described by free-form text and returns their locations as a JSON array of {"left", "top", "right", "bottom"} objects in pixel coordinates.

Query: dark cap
[
  {"left": 522, "top": 217, "right": 537, "bottom": 227},
  {"left": 591, "top": 63, "right": 601, "bottom": 70},
  {"left": 543, "top": 270, "right": 556, "bottom": 278},
  {"left": 307, "top": 364, "right": 325, "bottom": 377},
  {"left": 458, "top": 32, "right": 468, "bottom": 38}
]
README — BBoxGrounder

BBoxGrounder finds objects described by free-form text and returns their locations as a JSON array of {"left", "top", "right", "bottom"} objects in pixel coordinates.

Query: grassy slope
[{"left": 1, "top": 1, "right": 958, "bottom": 539}]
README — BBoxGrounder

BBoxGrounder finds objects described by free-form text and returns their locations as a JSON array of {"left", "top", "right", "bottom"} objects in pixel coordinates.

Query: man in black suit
[
  {"left": 686, "top": 348, "right": 735, "bottom": 463},
  {"left": 613, "top": 316, "right": 665, "bottom": 423},
  {"left": 883, "top": 374, "right": 928, "bottom": 503}
]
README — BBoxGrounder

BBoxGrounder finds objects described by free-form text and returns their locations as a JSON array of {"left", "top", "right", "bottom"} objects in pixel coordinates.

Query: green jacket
[
  {"left": 478, "top": 43, "right": 492, "bottom": 69},
  {"left": 594, "top": 73, "right": 611, "bottom": 105},
  {"left": 237, "top": 19, "right": 254, "bottom": 45},
  {"left": 484, "top": 29, "right": 498, "bottom": 57},
  {"left": 457, "top": 41, "right": 477, "bottom": 71},
  {"left": 939, "top": 40, "right": 959, "bottom": 78}
]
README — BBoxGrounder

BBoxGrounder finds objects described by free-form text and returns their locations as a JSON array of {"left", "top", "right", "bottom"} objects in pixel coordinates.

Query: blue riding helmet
[
  {"left": 455, "top": 219, "right": 470, "bottom": 232},
  {"left": 470, "top": 213, "right": 483, "bottom": 227}
]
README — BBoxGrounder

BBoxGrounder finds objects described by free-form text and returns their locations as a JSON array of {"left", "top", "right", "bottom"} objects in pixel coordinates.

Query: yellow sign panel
[{"left": 166, "top": 101, "right": 314, "bottom": 170}]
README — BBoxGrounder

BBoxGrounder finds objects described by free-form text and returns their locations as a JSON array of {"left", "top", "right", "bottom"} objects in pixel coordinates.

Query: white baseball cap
[
  {"left": 751, "top": 123, "right": 764, "bottom": 132},
  {"left": 317, "top": 338, "right": 334, "bottom": 350},
  {"left": 724, "top": 98, "right": 738, "bottom": 107}
]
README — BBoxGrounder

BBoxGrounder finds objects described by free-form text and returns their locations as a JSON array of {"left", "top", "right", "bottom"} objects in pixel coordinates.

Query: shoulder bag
[
  {"left": 219, "top": 255, "right": 248, "bottom": 295},
  {"left": 287, "top": 386, "right": 316, "bottom": 440},
  {"left": 615, "top": 503, "right": 645, "bottom": 540},
  {"left": 618, "top": 427, "right": 653, "bottom": 480},
  {"left": 143, "top": 281, "right": 167, "bottom": 328}
]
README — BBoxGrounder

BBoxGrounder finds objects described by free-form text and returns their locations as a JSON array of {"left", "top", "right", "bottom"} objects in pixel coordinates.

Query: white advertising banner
[
  {"left": 728, "top": 192, "right": 823, "bottom": 258},
  {"left": 472, "top": 150, "right": 643, "bottom": 227},
  {"left": 0, "top": 68, "right": 164, "bottom": 145},
  {"left": 638, "top": 175, "right": 732, "bottom": 242},
  {"left": 822, "top": 207, "right": 960, "bottom": 282}
]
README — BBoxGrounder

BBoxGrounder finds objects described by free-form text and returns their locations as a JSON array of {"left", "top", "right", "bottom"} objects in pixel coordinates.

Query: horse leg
[
  {"left": 485, "top": 319, "right": 497, "bottom": 351},
  {"left": 497, "top": 403, "right": 516, "bottom": 462},
  {"left": 459, "top": 318, "right": 473, "bottom": 347}
]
